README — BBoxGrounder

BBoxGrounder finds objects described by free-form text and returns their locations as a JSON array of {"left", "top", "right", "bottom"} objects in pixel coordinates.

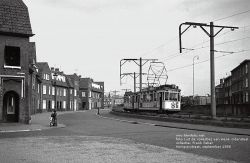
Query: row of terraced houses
[
  {"left": 215, "top": 60, "right": 250, "bottom": 116},
  {"left": 0, "top": 0, "right": 104, "bottom": 124},
  {"left": 36, "top": 63, "right": 104, "bottom": 113}
]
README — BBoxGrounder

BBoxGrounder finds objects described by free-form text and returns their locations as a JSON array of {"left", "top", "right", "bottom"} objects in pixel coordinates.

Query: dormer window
[{"left": 4, "top": 46, "right": 21, "bottom": 68}]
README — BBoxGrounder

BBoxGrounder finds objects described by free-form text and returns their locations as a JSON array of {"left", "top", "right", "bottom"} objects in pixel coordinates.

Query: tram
[{"left": 124, "top": 84, "right": 181, "bottom": 113}]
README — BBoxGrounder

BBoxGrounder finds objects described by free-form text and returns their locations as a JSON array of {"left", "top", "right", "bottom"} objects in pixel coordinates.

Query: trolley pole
[{"left": 179, "top": 21, "right": 238, "bottom": 119}]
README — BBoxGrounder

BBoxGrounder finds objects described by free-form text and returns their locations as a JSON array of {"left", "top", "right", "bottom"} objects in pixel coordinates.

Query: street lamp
[{"left": 193, "top": 55, "right": 199, "bottom": 105}]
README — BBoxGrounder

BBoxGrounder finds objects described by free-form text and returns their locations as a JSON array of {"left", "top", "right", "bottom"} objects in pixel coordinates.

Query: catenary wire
[{"left": 167, "top": 49, "right": 250, "bottom": 72}]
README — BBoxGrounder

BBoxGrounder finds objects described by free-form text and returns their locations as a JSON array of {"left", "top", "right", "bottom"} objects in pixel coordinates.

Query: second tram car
[{"left": 124, "top": 84, "right": 181, "bottom": 113}]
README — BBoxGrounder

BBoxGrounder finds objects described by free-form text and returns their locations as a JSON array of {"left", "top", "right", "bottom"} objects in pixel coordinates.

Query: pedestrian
[{"left": 50, "top": 110, "right": 57, "bottom": 126}]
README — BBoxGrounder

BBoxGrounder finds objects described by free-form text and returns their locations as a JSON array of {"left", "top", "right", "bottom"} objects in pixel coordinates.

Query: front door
[{"left": 3, "top": 91, "right": 19, "bottom": 122}]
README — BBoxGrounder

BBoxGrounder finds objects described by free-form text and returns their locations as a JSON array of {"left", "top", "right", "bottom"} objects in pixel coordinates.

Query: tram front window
[
  {"left": 165, "top": 92, "right": 169, "bottom": 100},
  {"left": 170, "top": 92, "right": 178, "bottom": 101}
]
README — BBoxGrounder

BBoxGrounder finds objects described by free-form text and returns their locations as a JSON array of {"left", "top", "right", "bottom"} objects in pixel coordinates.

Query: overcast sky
[{"left": 23, "top": 0, "right": 250, "bottom": 96}]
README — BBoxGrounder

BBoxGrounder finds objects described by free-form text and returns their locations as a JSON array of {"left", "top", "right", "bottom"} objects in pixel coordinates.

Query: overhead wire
[
  {"left": 213, "top": 9, "right": 250, "bottom": 22},
  {"left": 138, "top": 8, "right": 250, "bottom": 60},
  {"left": 161, "top": 35, "right": 250, "bottom": 62},
  {"left": 167, "top": 49, "right": 250, "bottom": 72}
]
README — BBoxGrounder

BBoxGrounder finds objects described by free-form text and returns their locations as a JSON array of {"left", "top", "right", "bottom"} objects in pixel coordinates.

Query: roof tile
[{"left": 0, "top": 0, "right": 33, "bottom": 36}]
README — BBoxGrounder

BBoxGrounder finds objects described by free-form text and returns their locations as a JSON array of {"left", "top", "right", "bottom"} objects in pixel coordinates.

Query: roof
[
  {"left": 79, "top": 78, "right": 92, "bottom": 89},
  {"left": 37, "top": 62, "right": 50, "bottom": 72},
  {"left": 0, "top": 0, "right": 33, "bottom": 37},
  {"left": 231, "top": 59, "right": 250, "bottom": 73}
]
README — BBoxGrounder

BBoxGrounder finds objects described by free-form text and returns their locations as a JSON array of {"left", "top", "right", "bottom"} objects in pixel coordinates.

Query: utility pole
[
  {"left": 120, "top": 58, "right": 157, "bottom": 92},
  {"left": 110, "top": 90, "right": 120, "bottom": 107},
  {"left": 110, "top": 90, "right": 119, "bottom": 97},
  {"left": 119, "top": 72, "right": 141, "bottom": 93},
  {"left": 134, "top": 72, "right": 136, "bottom": 93},
  {"left": 139, "top": 58, "right": 142, "bottom": 92},
  {"left": 179, "top": 21, "right": 238, "bottom": 119}
]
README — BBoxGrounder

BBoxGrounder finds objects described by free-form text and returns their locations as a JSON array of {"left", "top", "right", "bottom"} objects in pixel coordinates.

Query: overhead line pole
[
  {"left": 140, "top": 58, "right": 142, "bottom": 92},
  {"left": 179, "top": 21, "right": 238, "bottom": 119},
  {"left": 120, "top": 58, "right": 157, "bottom": 92},
  {"left": 134, "top": 72, "right": 136, "bottom": 93}
]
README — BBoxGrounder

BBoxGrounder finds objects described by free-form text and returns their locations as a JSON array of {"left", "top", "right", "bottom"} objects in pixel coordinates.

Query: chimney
[
  {"left": 220, "top": 79, "right": 224, "bottom": 84},
  {"left": 55, "top": 68, "right": 59, "bottom": 72},
  {"left": 51, "top": 67, "right": 54, "bottom": 71}
]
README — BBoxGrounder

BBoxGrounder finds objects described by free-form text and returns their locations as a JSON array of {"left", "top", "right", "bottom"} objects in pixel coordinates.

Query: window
[
  {"left": 170, "top": 92, "right": 178, "bottom": 101},
  {"left": 46, "top": 74, "right": 50, "bottom": 80},
  {"left": 74, "top": 89, "right": 77, "bottom": 96},
  {"left": 63, "top": 101, "right": 66, "bottom": 109},
  {"left": 32, "top": 75, "right": 35, "bottom": 90},
  {"left": 43, "top": 85, "right": 47, "bottom": 95},
  {"left": 70, "top": 89, "right": 73, "bottom": 94},
  {"left": 89, "top": 91, "right": 91, "bottom": 97},
  {"left": 52, "top": 87, "right": 55, "bottom": 95},
  {"left": 74, "top": 99, "right": 77, "bottom": 110},
  {"left": 37, "top": 99, "right": 40, "bottom": 109},
  {"left": 43, "top": 100, "right": 46, "bottom": 109},
  {"left": 48, "top": 86, "right": 51, "bottom": 95},
  {"left": 37, "top": 84, "right": 40, "bottom": 93},
  {"left": 165, "top": 92, "right": 169, "bottom": 100},
  {"left": 246, "top": 78, "right": 248, "bottom": 88},
  {"left": 246, "top": 64, "right": 248, "bottom": 74},
  {"left": 64, "top": 89, "right": 66, "bottom": 96},
  {"left": 52, "top": 100, "right": 55, "bottom": 109},
  {"left": 246, "top": 92, "right": 249, "bottom": 102},
  {"left": 82, "top": 92, "right": 86, "bottom": 97},
  {"left": 4, "top": 46, "right": 20, "bottom": 67}
]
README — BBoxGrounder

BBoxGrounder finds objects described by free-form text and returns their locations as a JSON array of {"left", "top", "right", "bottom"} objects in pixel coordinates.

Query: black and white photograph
[{"left": 0, "top": 0, "right": 250, "bottom": 162}]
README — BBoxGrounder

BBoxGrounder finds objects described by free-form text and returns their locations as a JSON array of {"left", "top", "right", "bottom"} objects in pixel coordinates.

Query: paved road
[{"left": 0, "top": 109, "right": 249, "bottom": 163}]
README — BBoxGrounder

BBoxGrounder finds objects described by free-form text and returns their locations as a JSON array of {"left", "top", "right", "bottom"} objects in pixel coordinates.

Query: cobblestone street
[{"left": 0, "top": 136, "right": 237, "bottom": 163}]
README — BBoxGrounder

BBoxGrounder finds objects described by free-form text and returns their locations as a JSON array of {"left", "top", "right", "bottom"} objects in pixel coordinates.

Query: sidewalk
[
  {"left": 107, "top": 111, "right": 250, "bottom": 136},
  {"left": 0, "top": 111, "right": 67, "bottom": 133}
]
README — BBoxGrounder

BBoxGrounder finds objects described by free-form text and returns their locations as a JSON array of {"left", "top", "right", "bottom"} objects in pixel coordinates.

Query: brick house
[
  {"left": 66, "top": 73, "right": 81, "bottom": 111},
  {"left": 231, "top": 60, "right": 250, "bottom": 114},
  {"left": 216, "top": 59, "right": 250, "bottom": 116},
  {"left": 51, "top": 68, "right": 68, "bottom": 111},
  {"left": 224, "top": 76, "right": 232, "bottom": 104},
  {"left": 37, "top": 62, "right": 53, "bottom": 112},
  {"left": 215, "top": 79, "right": 225, "bottom": 105},
  {"left": 79, "top": 78, "right": 104, "bottom": 110},
  {"left": 0, "top": 0, "right": 38, "bottom": 123}
]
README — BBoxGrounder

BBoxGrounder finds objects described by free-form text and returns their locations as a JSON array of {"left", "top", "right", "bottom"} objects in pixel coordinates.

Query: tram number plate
[
  {"left": 171, "top": 102, "right": 175, "bottom": 109},
  {"left": 171, "top": 102, "right": 179, "bottom": 109}
]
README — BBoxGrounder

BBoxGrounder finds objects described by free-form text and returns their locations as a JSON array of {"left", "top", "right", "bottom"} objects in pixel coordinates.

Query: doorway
[{"left": 3, "top": 91, "right": 19, "bottom": 122}]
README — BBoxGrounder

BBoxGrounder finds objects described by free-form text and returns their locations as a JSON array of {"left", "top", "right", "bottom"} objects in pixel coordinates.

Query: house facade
[
  {"left": 216, "top": 59, "right": 250, "bottom": 115},
  {"left": 79, "top": 78, "right": 104, "bottom": 110},
  {"left": 0, "top": 0, "right": 38, "bottom": 123},
  {"left": 66, "top": 73, "right": 81, "bottom": 111},
  {"left": 51, "top": 68, "right": 68, "bottom": 111},
  {"left": 37, "top": 62, "right": 53, "bottom": 112}
]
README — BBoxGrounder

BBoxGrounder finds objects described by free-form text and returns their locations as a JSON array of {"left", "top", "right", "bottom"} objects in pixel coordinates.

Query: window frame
[{"left": 4, "top": 46, "right": 21, "bottom": 68}]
